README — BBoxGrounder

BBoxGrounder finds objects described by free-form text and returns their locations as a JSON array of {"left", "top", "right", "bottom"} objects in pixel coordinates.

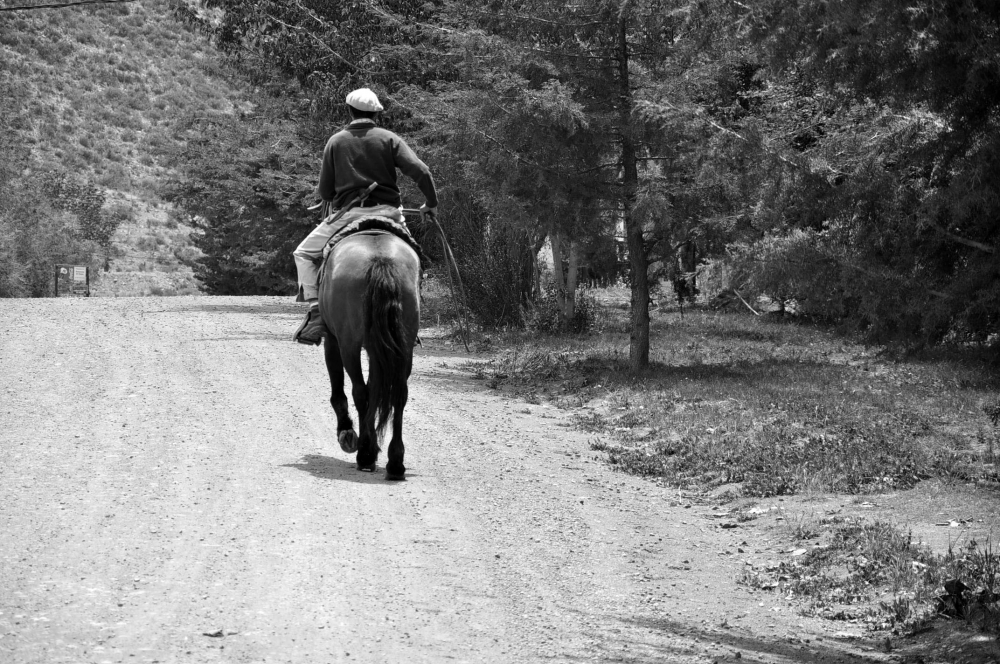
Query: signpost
[{"left": 55, "top": 264, "right": 90, "bottom": 297}]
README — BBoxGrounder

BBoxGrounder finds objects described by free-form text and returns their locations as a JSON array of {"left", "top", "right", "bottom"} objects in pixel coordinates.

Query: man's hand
[{"left": 419, "top": 203, "right": 437, "bottom": 220}]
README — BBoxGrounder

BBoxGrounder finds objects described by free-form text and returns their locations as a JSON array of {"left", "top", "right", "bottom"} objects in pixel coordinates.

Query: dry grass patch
[{"left": 473, "top": 295, "right": 1000, "bottom": 498}]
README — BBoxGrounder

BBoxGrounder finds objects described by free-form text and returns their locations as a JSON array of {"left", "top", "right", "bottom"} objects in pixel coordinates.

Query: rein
[{"left": 403, "top": 209, "right": 471, "bottom": 353}]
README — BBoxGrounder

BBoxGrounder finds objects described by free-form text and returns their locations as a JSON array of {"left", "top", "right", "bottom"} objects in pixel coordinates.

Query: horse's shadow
[{"left": 281, "top": 454, "right": 417, "bottom": 483}]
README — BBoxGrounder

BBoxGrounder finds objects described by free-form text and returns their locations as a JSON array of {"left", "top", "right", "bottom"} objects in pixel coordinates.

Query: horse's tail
[{"left": 363, "top": 256, "right": 409, "bottom": 442}]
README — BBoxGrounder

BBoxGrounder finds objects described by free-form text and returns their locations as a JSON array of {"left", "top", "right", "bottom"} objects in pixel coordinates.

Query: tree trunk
[
  {"left": 674, "top": 240, "right": 698, "bottom": 303},
  {"left": 550, "top": 227, "right": 567, "bottom": 325},
  {"left": 532, "top": 228, "right": 547, "bottom": 301},
  {"left": 564, "top": 240, "right": 579, "bottom": 323},
  {"left": 618, "top": 7, "right": 649, "bottom": 371}
]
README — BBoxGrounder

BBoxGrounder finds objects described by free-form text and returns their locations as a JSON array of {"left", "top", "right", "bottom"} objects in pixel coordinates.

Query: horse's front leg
[{"left": 323, "top": 333, "right": 357, "bottom": 453}]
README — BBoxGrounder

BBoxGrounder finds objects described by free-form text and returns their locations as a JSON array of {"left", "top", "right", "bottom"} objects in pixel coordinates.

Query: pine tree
[
  {"left": 740, "top": 0, "right": 1000, "bottom": 344},
  {"left": 444, "top": 0, "right": 727, "bottom": 368}
]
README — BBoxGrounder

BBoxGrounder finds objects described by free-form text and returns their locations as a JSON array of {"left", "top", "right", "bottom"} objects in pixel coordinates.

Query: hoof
[
  {"left": 357, "top": 462, "right": 377, "bottom": 473},
  {"left": 385, "top": 471, "right": 406, "bottom": 481},
  {"left": 338, "top": 429, "right": 358, "bottom": 454}
]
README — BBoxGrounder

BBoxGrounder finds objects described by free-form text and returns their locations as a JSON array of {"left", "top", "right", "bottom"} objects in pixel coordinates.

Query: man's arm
[
  {"left": 317, "top": 137, "right": 337, "bottom": 202},
  {"left": 394, "top": 137, "right": 438, "bottom": 208}
]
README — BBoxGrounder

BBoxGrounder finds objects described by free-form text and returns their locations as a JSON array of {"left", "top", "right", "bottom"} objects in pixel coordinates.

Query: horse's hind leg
[
  {"left": 385, "top": 383, "right": 408, "bottom": 480},
  {"left": 385, "top": 358, "right": 411, "bottom": 481},
  {"left": 323, "top": 334, "right": 357, "bottom": 453},
  {"left": 343, "top": 350, "right": 377, "bottom": 471}
]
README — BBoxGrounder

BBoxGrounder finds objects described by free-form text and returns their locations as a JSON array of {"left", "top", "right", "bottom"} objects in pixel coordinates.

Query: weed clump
[
  {"left": 482, "top": 346, "right": 580, "bottom": 388},
  {"left": 590, "top": 416, "right": 932, "bottom": 497},
  {"left": 740, "top": 518, "right": 1000, "bottom": 636}
]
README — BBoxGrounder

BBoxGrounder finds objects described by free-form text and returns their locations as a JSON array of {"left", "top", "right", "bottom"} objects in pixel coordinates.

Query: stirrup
[{"left": 293, "top": 308, "right": 325, "bottom": 345}]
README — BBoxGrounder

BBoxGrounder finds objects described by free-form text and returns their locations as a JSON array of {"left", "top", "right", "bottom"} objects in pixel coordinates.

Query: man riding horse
[{"left": 293, "top": 88, "right": 437, "bottom": 345}]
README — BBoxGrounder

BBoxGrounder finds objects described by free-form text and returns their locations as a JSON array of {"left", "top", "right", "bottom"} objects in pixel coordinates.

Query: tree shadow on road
[
  {"left": 281, "top": 454, "right": 420, "bottom": 484},
  {"left": 551, "top": 610, "right": 886, "bottom": 663},
  {"left": 607, "top": 614, "right": 1000, "bottom": 664},
  {"left": 187, "top": 334, "right": 290, "bottom": 342},
  {"left": 153, "top": 302, "right": 303, "bottom": 315},
  {"left": 618, "top": 615, "right": 877, "bottom": 663}
]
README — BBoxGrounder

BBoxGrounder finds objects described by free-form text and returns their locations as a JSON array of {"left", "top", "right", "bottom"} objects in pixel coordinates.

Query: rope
[{"left": 426, "top": 213, "right": 471, "bottom": 352}]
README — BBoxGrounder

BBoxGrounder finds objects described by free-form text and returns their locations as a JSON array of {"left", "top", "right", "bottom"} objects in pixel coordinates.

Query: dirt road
[{"left": 1, "top": 297, "right": 892, "bottom": 663}]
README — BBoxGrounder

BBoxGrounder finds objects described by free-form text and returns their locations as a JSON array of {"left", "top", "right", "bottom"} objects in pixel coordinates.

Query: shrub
[
  {"left": 0, "top": 183, "right": 102, "bottom": 297},
  {"left": 528, "top": 284, "right": 601, "bottom": 334},
  {"left": 455, "top": 221, "right": 534, "bottom": 329},
  {"left": 43, "top": 172, "right": 123, "bottom": 250},
  {"left": 0, "top": 238, "right": 26, "bottom": 297}
]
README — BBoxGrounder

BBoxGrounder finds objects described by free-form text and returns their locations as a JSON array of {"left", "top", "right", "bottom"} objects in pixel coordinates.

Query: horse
[{"left": 318, "top": 230, "right": 420, "bottom": 480}]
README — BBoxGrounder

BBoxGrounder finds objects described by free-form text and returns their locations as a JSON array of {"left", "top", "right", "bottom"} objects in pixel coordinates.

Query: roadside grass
[
  {"left": 740, "top": 516, "right": 1000, "bottom": 637},
  {"left": 468, "top": 289, "right": 1000, "bottom": 638},
  {"left": 472, "top": 292, "right": 1000, "bottom": 498}
]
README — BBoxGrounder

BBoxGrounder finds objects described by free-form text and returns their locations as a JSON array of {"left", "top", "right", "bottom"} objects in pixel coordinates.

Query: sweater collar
[{"left": 349, "top": 118, "right": 376, "bottom": 126}]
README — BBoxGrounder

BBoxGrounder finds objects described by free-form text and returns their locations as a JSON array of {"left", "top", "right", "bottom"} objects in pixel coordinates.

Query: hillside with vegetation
[
  {"left": 3, "top": 0, "right": 999, "bottom": 363},
  {"left": 0, "top": 0, "right": 265, "bottom": 296}
]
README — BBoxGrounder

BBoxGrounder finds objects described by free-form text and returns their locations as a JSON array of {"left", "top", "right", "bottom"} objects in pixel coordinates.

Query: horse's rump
[{"left": 320, "top": 232, "right": 419, "bottom": 445}]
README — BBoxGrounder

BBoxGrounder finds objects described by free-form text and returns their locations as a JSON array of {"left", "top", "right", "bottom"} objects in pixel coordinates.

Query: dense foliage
[
  {"left": 729, "top": 0, "right": 1000, "bottom": 347},
  {"left": 168, "top": 0, "right": 999, "bottom": 361},
  {"left": 161, "top": 86, "right": 322, "bottom": 294}
]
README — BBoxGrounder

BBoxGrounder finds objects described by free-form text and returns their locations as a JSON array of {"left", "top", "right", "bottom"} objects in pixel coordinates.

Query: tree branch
[
  {"left": 0, "top": 0, "right": 135, "bottom": 11},
  {"left": 733, "top": 290, "right": 762, "bottom": 315},
  {"left": 261, "top": 11, "right": 370, "bottom": 74},
  {"left": 360, "top": 0, "right": 455, "bottom": 34},
  {"left": 475, "top": 130, "right": 550, "bottom": 172},
  {"left": 642, "top": 97, "right": 825, "bottom": 174},
  {"left": 574, "top": 161, "right": 619, "bottom": 175},
  {"left": 466, "top": 8, "right": 604, "bottom": 28},
  {"left": 524, "top": 46, "right": 609, "bottom": 61},
  {"left": 928, "top": 221, "right": 995, "bottom": 254}
]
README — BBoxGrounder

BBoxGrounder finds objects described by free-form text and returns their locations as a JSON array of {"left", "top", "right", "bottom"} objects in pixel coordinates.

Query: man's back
[
  {"left": 292, "top": 87, "right": 438, "bottom": 345},
  {"left": 318, "top": 121, "right": 437, "bottom": 210}
]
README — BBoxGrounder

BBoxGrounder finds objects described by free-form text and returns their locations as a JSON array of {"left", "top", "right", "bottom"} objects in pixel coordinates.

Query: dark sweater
[{"left": 317, "top": 120, "right": 438, "bottom": 209}]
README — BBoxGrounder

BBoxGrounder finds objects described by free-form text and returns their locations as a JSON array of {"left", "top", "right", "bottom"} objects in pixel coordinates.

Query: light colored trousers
[{"left": 293, "top": 204, "right": 403, "bottom": 301}]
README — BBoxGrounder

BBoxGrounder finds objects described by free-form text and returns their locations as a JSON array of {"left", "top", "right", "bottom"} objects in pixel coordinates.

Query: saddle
[{"left": 321, "top": 214, "right": 429, "bottom": 267}]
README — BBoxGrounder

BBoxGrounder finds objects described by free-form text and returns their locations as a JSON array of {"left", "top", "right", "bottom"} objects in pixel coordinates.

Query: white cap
[{"left": 345, "top": 88, "right": 384, "bottom": 112}]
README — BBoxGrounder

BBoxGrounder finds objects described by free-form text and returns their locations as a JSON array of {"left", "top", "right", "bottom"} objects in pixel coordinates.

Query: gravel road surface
[{"left": 1, "top": 297, "right": 890, "bottom": 663}]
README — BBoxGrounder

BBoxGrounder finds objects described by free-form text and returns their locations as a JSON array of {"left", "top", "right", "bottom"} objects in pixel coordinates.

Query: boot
[{"left": 293, "top": 306, "right": 326, "bottom": 345}]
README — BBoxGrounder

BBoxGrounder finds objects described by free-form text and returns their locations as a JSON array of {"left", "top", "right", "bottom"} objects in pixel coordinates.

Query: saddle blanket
[{"left": 322, "top": 215, "right": 427, "bottom": 267}]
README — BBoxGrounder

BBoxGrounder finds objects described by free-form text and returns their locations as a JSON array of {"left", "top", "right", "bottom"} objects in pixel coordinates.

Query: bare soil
[{"left": 0, "top": 296, "right": 995, "bottom": 663}]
